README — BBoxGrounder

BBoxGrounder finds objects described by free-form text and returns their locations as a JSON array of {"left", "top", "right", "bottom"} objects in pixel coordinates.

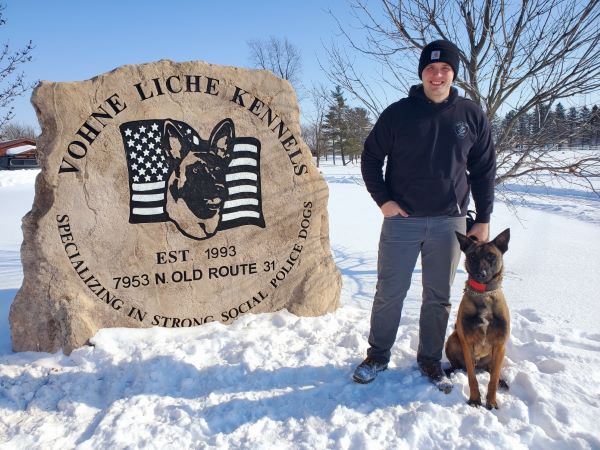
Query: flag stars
[{"left": 125, "top": 121, "right": 175, "bottom": 186}]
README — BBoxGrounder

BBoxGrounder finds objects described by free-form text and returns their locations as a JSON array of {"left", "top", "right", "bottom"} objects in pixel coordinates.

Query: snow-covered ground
[{"left": 1, "top": 164, "right": 599, "bottom": 449}]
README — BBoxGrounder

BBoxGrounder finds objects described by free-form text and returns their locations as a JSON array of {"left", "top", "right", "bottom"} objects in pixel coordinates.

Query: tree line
[
  {"left": 303, "top": 89, "right": 600, "bottom": 169},
  {"left": 498, "top": 103, "right": 600, "bottom": 148},
  {"left": 303, "top": 92, "right": 600, "bottom": 169}
]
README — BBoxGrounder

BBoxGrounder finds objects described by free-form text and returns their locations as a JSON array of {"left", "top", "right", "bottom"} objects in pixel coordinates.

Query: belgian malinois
[{"left": 445, "top": 229, "right": 510, "bottom": 409}]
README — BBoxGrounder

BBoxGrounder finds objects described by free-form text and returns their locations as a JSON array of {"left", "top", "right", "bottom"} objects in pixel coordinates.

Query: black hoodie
[{"left": 361, "top": 85, "right": 496, "bottom": 223}]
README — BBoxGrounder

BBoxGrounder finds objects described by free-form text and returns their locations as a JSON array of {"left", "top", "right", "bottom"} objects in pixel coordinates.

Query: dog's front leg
[
  {"left": 485, "top": 344, "right": 505, "bottom": 409},
  {"left": 459, "top": 333, "right": 481, "bottom": 406}
]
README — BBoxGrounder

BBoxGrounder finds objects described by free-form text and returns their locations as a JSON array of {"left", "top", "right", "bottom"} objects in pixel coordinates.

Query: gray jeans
[{"left": 367, "top": 215, "right": 465, "bottom": 365}]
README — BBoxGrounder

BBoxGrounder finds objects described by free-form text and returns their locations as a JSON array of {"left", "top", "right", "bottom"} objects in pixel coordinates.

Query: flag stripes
[
  {"left": 219, "top": 137, "right": 265, "bottom": 230},
  {"left": 129, "top": 182, "right": 168, "bottom": 223}
]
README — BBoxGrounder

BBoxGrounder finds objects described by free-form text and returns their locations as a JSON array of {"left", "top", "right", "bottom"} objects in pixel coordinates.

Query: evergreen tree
[
  {"left": 321, "top": 87, "right": 373, "bottom": 166},
  {"left": 553, "top": 103, "right": 567, "bottom": 147},
  {"left": 323, "top": 86, "right": 350, "bottom": 165},
  {"left": 344, "top": 107, "right": 372, "bottom": 164},
  {"left": 591, "top": 105, "right": 599, "bottom": 146},
  {"left": 517, "top": 112, "right": 530, "bottom": 147},
  {"left": 567, "top": 107, "right": 579, "bottom": 146},
  {"left": 580, "top": 106, "right": 591, "bottom": 147}
]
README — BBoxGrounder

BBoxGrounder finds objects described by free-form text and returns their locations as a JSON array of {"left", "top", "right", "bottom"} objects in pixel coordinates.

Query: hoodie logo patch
[
  {"left": 431, "top": 50, "right": 441, "bottom": 60},
  {"left": 454, "top": 121, "right": 469, "bottom": 139}
]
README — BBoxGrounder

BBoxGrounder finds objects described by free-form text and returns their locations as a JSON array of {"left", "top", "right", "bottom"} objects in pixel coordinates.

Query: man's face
[{"left": 421, "top": 62, "right": 454, "bottom": 103}]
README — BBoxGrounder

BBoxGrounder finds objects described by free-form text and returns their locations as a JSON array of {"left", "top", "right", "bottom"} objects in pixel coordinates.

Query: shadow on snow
[{"left": 0, "top": 353, "right": 455, "bottom": 438}]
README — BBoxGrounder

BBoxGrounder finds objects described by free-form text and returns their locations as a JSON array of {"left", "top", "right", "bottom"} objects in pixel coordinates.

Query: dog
[
  {"left": 163, "top": 118, "right": 235, "bottom": 240},
  {"left": 445, "top": 228, "right": 510, "bottom": 409}
]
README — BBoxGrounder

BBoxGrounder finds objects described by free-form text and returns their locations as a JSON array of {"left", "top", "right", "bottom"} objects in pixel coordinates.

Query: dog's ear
[
  {"left": 162, "top": 120, "right": 190, "bottom": 161},
  {"left": 492, "top": 228, "right": 510, "bottom": 254},
  {"left": 455, "top": 231, "right": 476, "bottom": 252},
  {"left": 209, "top": 118, "right": 235, "bottom": 161}
]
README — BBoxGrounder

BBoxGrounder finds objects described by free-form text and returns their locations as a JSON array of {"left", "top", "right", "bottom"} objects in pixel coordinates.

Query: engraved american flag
[
  {"left": 120, "top": 120, "right": 176, "bottom": 223},
  {"left": 119, "top": 119, "right": 265, "bottom": 231}
]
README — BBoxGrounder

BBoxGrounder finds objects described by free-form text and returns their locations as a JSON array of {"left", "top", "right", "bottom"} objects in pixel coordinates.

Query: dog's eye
[{"left": 486, "top": 254, "right": 496, "bottom": 263}]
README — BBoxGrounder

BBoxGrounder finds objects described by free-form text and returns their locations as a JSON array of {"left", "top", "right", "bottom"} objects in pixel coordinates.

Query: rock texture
[{"left": 10, "top": 60, "right": 341, "bottom": 354}]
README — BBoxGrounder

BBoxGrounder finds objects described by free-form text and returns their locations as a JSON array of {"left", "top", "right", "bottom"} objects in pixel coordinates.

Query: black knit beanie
[{"left": 418, "top": 40, "right": 460, "bottom": 80}]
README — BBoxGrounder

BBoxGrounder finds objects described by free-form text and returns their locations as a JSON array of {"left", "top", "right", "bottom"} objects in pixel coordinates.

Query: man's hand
[
  {"left": 380, "top": 200, "right": 409, "bottom": 218},
  {"left": 468, "top": 222, "right": 489, "bottom": 242}
]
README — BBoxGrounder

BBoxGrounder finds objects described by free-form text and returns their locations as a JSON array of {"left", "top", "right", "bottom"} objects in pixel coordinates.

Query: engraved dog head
[
  {"left": 455, "top": 229, "right": 510, "bottom": 284},
  {"left": 163, "top": 119, "right": 235, "bottom": 240}
]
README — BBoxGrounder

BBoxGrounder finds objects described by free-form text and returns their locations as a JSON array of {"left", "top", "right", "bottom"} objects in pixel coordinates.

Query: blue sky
[
  {"left": 3, "top": 1, "right": 598, "bottom": 130},
  {"left": 3, "top": 0, "right": 373, "bottom": 129}
]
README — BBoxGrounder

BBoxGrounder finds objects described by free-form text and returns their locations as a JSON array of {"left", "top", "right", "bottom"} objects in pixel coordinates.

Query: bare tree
[
  {"left": 324, "top": 0, "right": 600, "bottom": 192},
  {"left": 0, "top": 3, "right": 34, "bottom": 136},
  {"left": 303, "top": 83, "right": 333, "bottom": 167},
  {"left": 247, "top": 36, "right": 303, "bottom": 91},
  {"left": 1, "top": 121, "right": 36, "bottom": 140}
]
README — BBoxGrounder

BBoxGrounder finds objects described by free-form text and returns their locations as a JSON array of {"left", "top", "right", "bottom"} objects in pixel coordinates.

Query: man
[{"left": 354, "top": 40, "right": 496, "bottom": 384}]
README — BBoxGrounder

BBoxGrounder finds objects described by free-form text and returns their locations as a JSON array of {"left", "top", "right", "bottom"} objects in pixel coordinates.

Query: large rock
[{"left": 10, "top": 60, "right": 341, "bottom": 354}]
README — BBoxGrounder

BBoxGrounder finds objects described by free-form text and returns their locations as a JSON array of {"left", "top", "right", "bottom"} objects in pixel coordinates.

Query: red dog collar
[{"left": 468, "top": 279, "right": 487, "bottom": 292}]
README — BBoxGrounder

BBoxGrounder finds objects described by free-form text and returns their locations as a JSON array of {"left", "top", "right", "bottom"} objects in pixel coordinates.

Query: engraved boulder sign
[{"left": 10, "top": 60, "right": 341, "bottom": 354}]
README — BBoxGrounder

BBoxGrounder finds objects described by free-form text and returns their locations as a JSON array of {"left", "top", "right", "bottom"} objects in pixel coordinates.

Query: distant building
[{"left": 0, "top": 138, "right": 39, "bottom": 169}]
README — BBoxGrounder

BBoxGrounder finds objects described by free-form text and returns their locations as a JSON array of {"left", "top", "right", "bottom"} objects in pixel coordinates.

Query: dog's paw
[
  {"left": 467, "top": 398, "right": 482, "bottom": 407},
  {"left": 485, "top": 400, "right": 499, "bottom": 410},
  {"left": 499, "top": 379, "right": 509, "bottom": 391}
]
